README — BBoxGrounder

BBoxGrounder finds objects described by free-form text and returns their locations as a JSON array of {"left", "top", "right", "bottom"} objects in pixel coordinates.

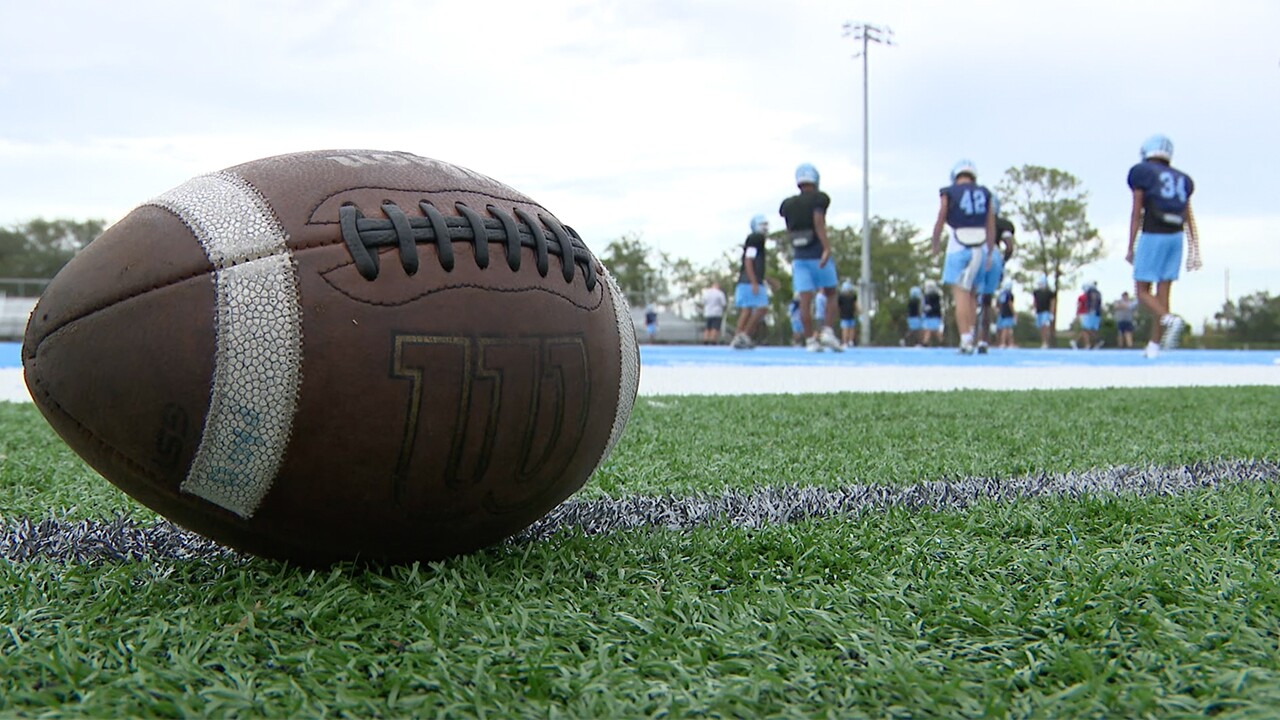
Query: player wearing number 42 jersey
[
  {"left": 1126, "top": 134, "right": 1199, "bottom": 359},
  {"left": 931, "top": 159, "right": 996, "bottom": 355}
]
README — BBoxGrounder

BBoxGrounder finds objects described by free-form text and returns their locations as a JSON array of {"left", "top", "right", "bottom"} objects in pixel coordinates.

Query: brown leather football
[{"left": 22, "top": 149, "right": 639, "bottom": 565}]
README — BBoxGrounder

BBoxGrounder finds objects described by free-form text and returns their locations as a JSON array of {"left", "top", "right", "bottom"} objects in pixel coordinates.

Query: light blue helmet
[
  {"left": 909, "top": 285, "right": 922, "bottom": 298},
  {"left": 795, "top": 163, "right": 820, "bottom": 187},
  {"left": 1141, "top": 134, "right": 1173, "bottom": 161},
  {"left": 950, "top": 159, "right": 978, "bottom": 182},
  {"left": 750, "top": 214, "right": 768, "bottom": 233},
  {"left": 1035, "top": 274, "right": 1049, "bottom": 289}
]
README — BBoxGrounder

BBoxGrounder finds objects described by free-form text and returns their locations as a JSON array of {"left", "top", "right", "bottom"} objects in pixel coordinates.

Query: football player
[
  {"left": 931, "top": 159, "right": 996, "bottom": 354},
  {"left": 1126, "top": 134, "right": 1199, "bottom": 358},
  {"left": 904, "top": 285, "right": 924, "bottom": 346},
  {"left": 781, "top": 164, "right": 842, "bottom": 352},
  {"left": 995, "top": 280, "right": 1016, "bottom": 349},
  {"left": 731, "top": 215, "right": 771, "bottom": 349},
  {"left": 1032, "top": 275, "right": 1056, "bottom": 348},
  {"left": 974, "top": 197, "right": 1017, "bottom": 353},
  {"left": 921, "top": 280, "right": 944, "bottom": 346}
]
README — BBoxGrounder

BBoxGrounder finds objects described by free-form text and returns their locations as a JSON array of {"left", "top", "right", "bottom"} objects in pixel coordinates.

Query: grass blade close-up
[{"left": 3, "top": 385, "right": 1280, "bottom": 718}]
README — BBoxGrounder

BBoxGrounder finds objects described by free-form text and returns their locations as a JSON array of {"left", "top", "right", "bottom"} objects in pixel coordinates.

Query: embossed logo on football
[{"left": 23, "top": 150, "right": 639, "bottom": 564}]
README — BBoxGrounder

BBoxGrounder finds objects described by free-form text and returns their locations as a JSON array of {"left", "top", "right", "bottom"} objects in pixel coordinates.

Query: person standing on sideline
[
  {"left": 922, "top": 280, "right": 944, "bottom": 347},
  {"left": 644, "top": 303, "right": 658, "bottom": 343},
  {"left": 1126, "top": 134, "right": 1199, "bottom": 359},
  {"left": 995, "top": 280, "right": 1016, "bottom": 348},
  {"left": 905, "top": 286, "right": 924, "bottom": 346},
  {"left": 838, "top": 279, "right": 859, "bottom": 347},
  {"left": 731, "top": 215, "right": 771, "bottom": 349},
  {"left": 781, "top": 163, "right": 842, "bottom": 352},
  {"left": 700, "top": 281, "right": 727, "bottom": 344},
  {"left": 1112, "top": 291, "right": 1139, "bottom": 348},
  {"left": 1032, "top": 275, "right": 1056, "bottom": 348},
  {"left": 931, "top": 159, "right": 996, "bottom": 354}
]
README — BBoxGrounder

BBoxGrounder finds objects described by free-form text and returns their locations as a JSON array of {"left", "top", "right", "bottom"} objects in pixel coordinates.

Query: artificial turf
[{"left": 2, "top": 386, "right": 1279, "bottom": 718}]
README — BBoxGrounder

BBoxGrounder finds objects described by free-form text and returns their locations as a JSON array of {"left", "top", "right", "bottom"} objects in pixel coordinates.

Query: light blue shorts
[
  {"left": 1133, "top": 232, "right": 1183, "bottom": 283},
  {"left": 1080, "top": 313, "right": 1100, "bottom": 331},
  {"left": 1036, "top": 311, "right": 1053, "bottom": 328},
  {"left": 997, "top": 317, "right": 1015, "bottom": 330},
  {"left": 977, "top": 249, "right": 1004, "bottom": 295},
  {"left": 840, "top": 318, "right": 856, "bottom": 330},
  {"left": 790, "top": 316, "right": 804, "bottom": 334},
  {"left": 907, "top": 317, "right": 923, "bottom": 331},
  {"left": 922, "top": 317, "right": 942, "bottom": 332},
  {"left": 792, "top": 258, "right": 838, "bottom": 294},
  {"left": 943, "top": 247, "right": 983, "bottom": 291},
  {"left": 734, "top": 283, "right": 769, "bottom": 309}
]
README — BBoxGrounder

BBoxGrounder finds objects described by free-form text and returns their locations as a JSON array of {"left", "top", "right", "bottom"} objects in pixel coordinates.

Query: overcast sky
[{"left": 2, "top": 0, "right": 1276, "bottom": 328}]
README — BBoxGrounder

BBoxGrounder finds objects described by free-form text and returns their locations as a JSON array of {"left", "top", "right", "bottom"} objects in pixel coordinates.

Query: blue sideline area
[
  {"left": 640, "top": 345, "right": 1280, "bottom": 369},
  {"left": 5, "top": 341, "right": 1277, "bottom": 372}
]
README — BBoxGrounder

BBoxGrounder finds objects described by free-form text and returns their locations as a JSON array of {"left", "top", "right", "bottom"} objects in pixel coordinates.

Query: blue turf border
[
  {"left": 5, "top": 340, "right": 1277, "bottom": 371},
  {"left": 0, "top": 342, "right": 19, "bottom": 369}
]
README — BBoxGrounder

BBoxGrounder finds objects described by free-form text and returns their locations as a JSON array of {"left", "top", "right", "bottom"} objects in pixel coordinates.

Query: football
[{"left": 22, "top": 149, "right": 639, "bottom": 565}]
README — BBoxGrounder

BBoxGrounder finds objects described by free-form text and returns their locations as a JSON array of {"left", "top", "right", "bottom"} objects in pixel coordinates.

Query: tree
[
  {"left": 849, "top": 218, "right": 935, "bottom": 344},
  {"left": 598, "top": 233, "right": 664, "bottom": 307},
  {"left": 0, "top": 218, "right": 105, "bottom": 280},
  {"left": 996, "top": 166, "right": 1104, "bottom": 333},
  {"left": 1217, "top": 291, "right": 1280, "bottom": 345}
]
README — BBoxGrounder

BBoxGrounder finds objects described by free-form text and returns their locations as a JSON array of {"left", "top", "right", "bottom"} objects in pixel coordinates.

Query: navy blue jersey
[
  {"left": 738, "top": 232, "right": 767, "bottom": 284},
  {"left": 907, "top": 297, "right": 922, "bottom": 318},
  {"left": 923, "top": 291, "right": 943, "bottom": 318},
  {"left": 1033, "top": 288, "right": 1054, "bottom": 313},
  {"left": 939, "top": 182, "right": 992, "bottom": 230},
  {"left": 1127, "top": 160, "right": 1195, "bottom": 234},
  {"left": 779, "top": 189, "right": 831, "bottom": 260},
  {"left": 997, "top": 289, "right": 1014, "bottom": 318},
  {"left": 1085, "top": 288, "right": 1102, "bottom": 314}
]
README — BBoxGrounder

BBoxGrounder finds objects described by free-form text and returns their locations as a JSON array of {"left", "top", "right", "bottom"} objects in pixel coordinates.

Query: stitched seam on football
[{"left": 314, "top": 272, "right": 606, "bottom": 311}]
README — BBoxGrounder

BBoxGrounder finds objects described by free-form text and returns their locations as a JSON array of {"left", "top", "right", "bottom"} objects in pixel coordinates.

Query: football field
[{"left": 3, "top": 342, "right": 1280, "bottom": 717}]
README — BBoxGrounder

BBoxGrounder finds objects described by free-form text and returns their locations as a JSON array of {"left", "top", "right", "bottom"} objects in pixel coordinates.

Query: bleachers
[{"left": 0, "top": 295, "right": 37, "bottom": 341}]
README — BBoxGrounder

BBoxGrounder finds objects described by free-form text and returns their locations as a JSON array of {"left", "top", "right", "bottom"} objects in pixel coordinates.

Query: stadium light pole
[{"left": 843, "top": 21, "right": 894, "bottom": 347}]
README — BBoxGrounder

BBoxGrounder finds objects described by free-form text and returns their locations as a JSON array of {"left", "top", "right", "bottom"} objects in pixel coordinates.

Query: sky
[{"left": 2, "top": 0, "right": 1277, "bottom": 329}]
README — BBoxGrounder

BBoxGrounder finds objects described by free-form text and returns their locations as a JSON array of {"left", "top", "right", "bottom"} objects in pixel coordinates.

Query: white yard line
[
  {"left": 0, "top": 369, "right": 27, "bottom": 402},
  {"left": 638, "top": 364, "right": 1280, "bottom": 395}
]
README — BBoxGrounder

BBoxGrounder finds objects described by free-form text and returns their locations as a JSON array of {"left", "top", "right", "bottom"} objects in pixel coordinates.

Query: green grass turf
[{"left": 2, "top": 386, "right": 1280, "bottom": 717}]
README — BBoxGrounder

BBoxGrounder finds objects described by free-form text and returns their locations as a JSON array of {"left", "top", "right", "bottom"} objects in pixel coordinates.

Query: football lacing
[{"left": 338, "top": 201, "right": 595, "bottom": 291}]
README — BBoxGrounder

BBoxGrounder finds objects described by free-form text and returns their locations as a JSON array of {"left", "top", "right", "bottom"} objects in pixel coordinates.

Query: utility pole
[{"left": 842, "top": 22, "right": 894, "bottom": 347}]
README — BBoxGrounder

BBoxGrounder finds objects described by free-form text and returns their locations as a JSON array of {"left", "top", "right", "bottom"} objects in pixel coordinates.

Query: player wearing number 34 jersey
[{"left": 1126, "top": 134, "right": 1199, "bottom": 359}]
